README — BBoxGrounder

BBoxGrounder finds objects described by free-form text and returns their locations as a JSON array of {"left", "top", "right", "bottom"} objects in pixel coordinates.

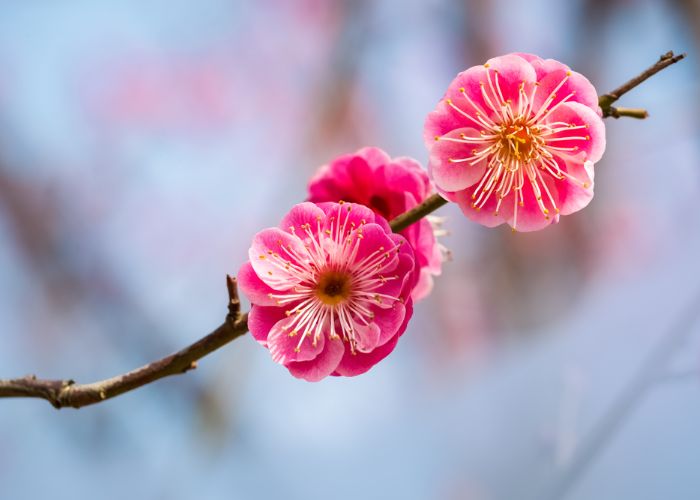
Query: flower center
[
  {"left": 315, "top": 271, "right": 351, "bottom": 306},
  {"left": 500, "top": 122, "right": 539, "bottom": 162}
]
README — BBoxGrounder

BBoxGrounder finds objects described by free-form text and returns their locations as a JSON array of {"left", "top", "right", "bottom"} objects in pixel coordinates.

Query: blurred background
[{"left": 0, "top": 1, "right": 698, "bottom": 499}]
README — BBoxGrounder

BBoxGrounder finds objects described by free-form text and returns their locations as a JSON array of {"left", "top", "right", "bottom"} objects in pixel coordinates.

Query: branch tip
[
  {"left": 226, "top": 274, "right": 241, "bottom": 320},
  {"left": 599, "top": 49, "right": 686, "bottom": 116}
]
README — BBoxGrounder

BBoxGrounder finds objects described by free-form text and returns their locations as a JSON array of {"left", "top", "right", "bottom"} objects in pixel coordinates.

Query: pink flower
[
  {"left": 424, "top": 53, "right": 606, "bottom": 231},
  {"left": 307, "top": 147, "right": 442, "bottom": 301},
  {"left": 238, "top": 201, "right": 417, "bottom": 381}
]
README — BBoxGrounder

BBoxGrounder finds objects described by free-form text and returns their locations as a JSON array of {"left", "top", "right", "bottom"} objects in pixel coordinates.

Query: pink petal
[
  {"left": 372, "top": 301, "right": 406, "bottom": 346},
  {"left": 249, "top": 227, "right": 306, "bottom": 289},
  {"left": 267, "top": 315, "right": 326, "bottom": 364},
  {"left": 532, "top": 66, "right": 600, "bottom": 118},
  {"left": 482, "top": 53, "right": 538, "bottom": 108},
  {"left": 423, "top": 64, "right": 493, "bottom": 146},
  {"left": 506, "top": 172, "right": 561, "bottom": 232},
  {"left": 345, "top": 156, "right": 374, "bottom": 199},
  {"left": 428, "top": 128, "right": 487, "bottom": 192},
  {"left": 545, "top": 102, "right": 606, "bottom": 163},
  {"left": 452, "top": 184, "right": 515, "bottom": 229},
  {"left": 237, "top": 261, "right": 278, "bottom": 307},
  {"left": 279, "top": 201, "right": 326, "bottom": 236},
  {"left": 332, "top": 335, "right": 400, "bottom": 377},
  {"left": 354, "top": 146, "right": 391, "bottom": 169},
  {"left": 317, "top": 201, "right": 387, "bottom": 234},
  {"left": 286, "top": 335, "right": 345, "bottom": 382},
  {"left": 555, "top": 158, "right": 595, "bottom": 216},
  {"left": 354, "top": 322, "right": 381, "bottom": 353},
  {"left": 247, "top": 305, "right": 287, "bottom": 345},
  {"left": 342, "top": 222, "right": 399, "bottom": 278},
  {"left": 378, "top": 160, "right": 426, "bottom": 204},
  {"left": 331, "top": 296, "right": 413, "bottom": 377}
]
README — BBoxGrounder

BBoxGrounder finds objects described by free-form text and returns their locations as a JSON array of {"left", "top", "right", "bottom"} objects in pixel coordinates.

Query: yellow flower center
[{"left": 315, "top": 271, "right": 351, "bottom": 306}]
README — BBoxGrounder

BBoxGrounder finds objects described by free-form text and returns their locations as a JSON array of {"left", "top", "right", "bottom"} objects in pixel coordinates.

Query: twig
[
  {"left": 0, "top": 276, "right": 248, "bottom": 409},
  {"left": 599, "top": 51, "right": 686, "bottom": 117},
  {"left": 389, "top": 194, "right": 448, "bottom": 233},
  {"left": 606, "top": 107, "right": 649, "bottom": 120}
]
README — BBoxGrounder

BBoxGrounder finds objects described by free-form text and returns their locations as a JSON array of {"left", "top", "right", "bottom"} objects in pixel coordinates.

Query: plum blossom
[
  {"left": 308, "top": 147, "right": 442, "bottom": 301},
  {"left": 424, "top": 53, "right": 606, "bottom": 231},
  {"left": 238, "top": 201, "right": 417, "bottom": 381}
]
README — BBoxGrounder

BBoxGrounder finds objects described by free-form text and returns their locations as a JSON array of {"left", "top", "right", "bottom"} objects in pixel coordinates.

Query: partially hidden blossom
[
  {"left": 238, "top": 201, "right": 417, "bottom": 381},
  {"left": 424, "top": 53, "right": 606, "bottom": 231},
  {"left": 308, "top": 147, "right": 442, "bottom": 301}
]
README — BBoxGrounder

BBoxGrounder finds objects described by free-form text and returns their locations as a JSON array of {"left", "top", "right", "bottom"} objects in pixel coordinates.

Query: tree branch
[
  {"left": 0, "top": 50, "right": 687, "bottom": 409},
  {"left": 599, "top": 50, "right": 686, "bottom": 117},
  {"left": 0, "top": 276, "right": 248, "bottom": 409},
  {"left": 389, "top": 194, "right": 448, "bottom": 233}
]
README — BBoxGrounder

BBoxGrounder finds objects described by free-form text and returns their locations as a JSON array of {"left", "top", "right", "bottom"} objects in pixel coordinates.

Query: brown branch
[
  {"left": 389, "top": 194, "right": 448, "bottom": 233},
  {"left": 599, "top": 50, "right": 686, "bottom": 117},
  {"left": 606, "top": 107, "right": 649, "bottom": 119},
  {"left": 0, "top": 276, "right": 248, "bottom": 409}
]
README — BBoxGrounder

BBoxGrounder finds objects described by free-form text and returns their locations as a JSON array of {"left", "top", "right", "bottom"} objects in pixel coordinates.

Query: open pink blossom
[
  {"left": 238, "top": 201, "right": 417, "bottom": 381},
  {"left": 424, "top": 53, "right": 606, "bottom": 231},
  {"left": 307, "top": 147, "right": 442, "bottom": 301}
]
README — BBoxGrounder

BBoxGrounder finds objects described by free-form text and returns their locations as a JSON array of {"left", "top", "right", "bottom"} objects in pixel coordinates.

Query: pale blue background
[{"left": 0, "top": 1, "right": 699, "bottom": 499}]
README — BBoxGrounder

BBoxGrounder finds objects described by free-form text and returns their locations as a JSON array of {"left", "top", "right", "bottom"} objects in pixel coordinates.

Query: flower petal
[
  {"left": 532, "top": 65, "right": 600, "bottom": 118},
  {"left": 372, "top": 301, "right": 406, "bottom": 346},
  {"left": 286, "top": 336, "right": 345, "bottom": 382},
  {"left": 354, "top": 322, "right": 381, "bottom": 353},
  {"left": 429, "top": 128, "right": 488, "bottom": 192},
  {"left": 268, "top": 315, "right": 326, "bottom": 364},
  {"left": 237, "top": 261, "right": 278, "bottom": 306},
  {"left": 247, "top": 305, "right": 287, "bottom": 345},
  {"left": 279, "top": 201, "right": 326, "bottom": 236},
  {"left": 249, "top": 227, "right": 306, "bottom": 289},
  {"left": 544, "top": 101, "right": 606, "bottom": 163},
  {"left": 506, "top": 170, "right": 561, "bottom": 232},
  {"left": 332, "top": 335, "right": 399, "bottom": 377},
  {"left": 554, "top": 158, "right": 595, "bottom": 216},
  {"left": 452, "top": 183, "right": 515, "bottom": 229}
]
